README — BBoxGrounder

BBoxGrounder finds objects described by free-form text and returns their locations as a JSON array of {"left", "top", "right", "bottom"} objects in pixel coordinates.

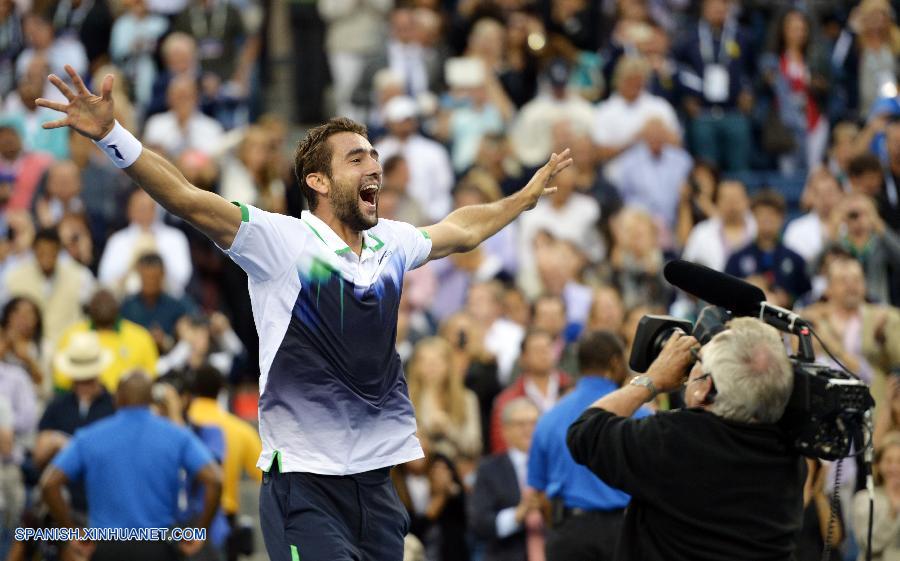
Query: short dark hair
[
  {"left": 136, "top": 252, "right": 164, "bottom": 269},
  {"left": 577, "top": 330, "right": 625, "bottom": 374},
  {"left": 520, "top": 328, "right": 553, "bottom": 354},
  {"left": 191, "top": 364, "right": 224, "bottom": 399},
  {"left": 847, "top": 153, "right": 883, "bottom": 178},
  {"left": 750, "top": 188, "right": 786, "bottom": 214},
  {"left": 33, "top": 227, "right": 61, "bottom": 247},
  {"left": 293, "top": 117, "right": 368, "bottom": 212},
  {"left": 382, "top": 154, "right": 406, "bottom": 175}
]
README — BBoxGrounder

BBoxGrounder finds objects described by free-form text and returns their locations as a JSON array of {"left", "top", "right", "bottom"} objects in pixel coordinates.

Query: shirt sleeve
[
  {"left": 52, "top": 433, "right": 86, "bottom": 482},
  {"left": 495, "top": 507, "right": 521, "bottom": 539},
  {"left": 220, "top": 203, "right": 304, "bottom": 282},
  {"left": 386, "top": 220, "right": 433, "bottom": 272},
  {"left": 180, "top": 428, "right": 215, "bottom": 479}
]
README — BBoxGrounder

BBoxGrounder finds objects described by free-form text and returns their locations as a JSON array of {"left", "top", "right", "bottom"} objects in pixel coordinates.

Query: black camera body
[{"left": 629, "top": 306, "right": 873, "bottom": 460}]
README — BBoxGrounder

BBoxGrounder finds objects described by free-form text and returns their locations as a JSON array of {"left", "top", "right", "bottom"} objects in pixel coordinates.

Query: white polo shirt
[{"left": 223, "top": 204, "right": 432, "bottom": 475}]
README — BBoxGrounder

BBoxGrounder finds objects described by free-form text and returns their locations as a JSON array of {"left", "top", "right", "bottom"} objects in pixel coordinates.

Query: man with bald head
[{"left": 41, "top": 370, "right": 223, "bottom": 560}]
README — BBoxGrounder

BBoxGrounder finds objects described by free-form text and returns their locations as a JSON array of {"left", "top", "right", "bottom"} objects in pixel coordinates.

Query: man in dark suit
[{"left": 470, "top": 398, "right": 542, "bottom": 561}]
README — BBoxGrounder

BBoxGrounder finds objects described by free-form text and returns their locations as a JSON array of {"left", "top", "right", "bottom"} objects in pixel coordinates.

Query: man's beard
[{"left": 329, "top": 178, "right": 378, "bottom": 231}]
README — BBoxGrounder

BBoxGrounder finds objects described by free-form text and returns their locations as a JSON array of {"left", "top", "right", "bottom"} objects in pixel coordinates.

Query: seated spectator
[
  {"left": 15, "top": 10, "right": 87, "bottom": 84},
  {"left": 531, "top": 294, "right": 579, "bottom": 375},
  {"left": 592, "top": 55, "right": 681, "bottom": 168},
  {"left": 611, "top": 117, "right": 693, "bottom": 237},
  {"left": 508, "top": 58, "right": 595, "bottom": 169},
  {"left": 0, "top": 124, "right": 52, "bottom": 212},
  {"left": 407, "top": 336, "right": 482, "bottom": 461},
  {"left": 470, "top": 398, "right": 542, "bottom": 561},
  {"left": 109, "top": 0, "right": 169, "bottom": 111},
  {"left": 0, "top": 296, "right": 43, "bottom": 386},
  {"left": 784, "top": 168, "right": 845, "bottom": 267},
  {"left": 675, "top": 160, "right": 719, "bottom": 249},
  {"left": 377, "top": 155, "right": 428, "bottom": 226},
  {"left": 464, "top": 280, "right": 524, "bottom": 386},
  {"left": 796, "top": 458, "right": 844, "bottom": 561},
  {"left": 828, "top": 193, "right": 900, "bottom": 306},
  {"left": 374, "top": 95, "right": 454, "bottom": 222},
  {"left": 156, "top": 312, "right": 243, "bottom": 378},
  {"left": 98, "top": 190, "right": 193, "bottom": 297},
  {"left": 516, "top": 164, "right": 601, "bottom": 296},
  {"left": 0, "top": 350, "right": 36, "bottom": 462},
  {"left": 146, "top": 31, "right": 199, "bottom": 119},
  {"left": 802, "top": 255, "right": 900, "bottom": 419},
  {"left": 604, "top": 208, "right": 672, "bottom": 309},
  {"left": 0, "top": 1, "right": 23, "bottom": 99},
  {"left": 491, "top": 329, "right": 573, "bottom": 454},
  {"left": 674, "top": 0, "right": 754, "bottom": 172},
  {"left": 586, "top": 286, "right": 626, "bottom": 334},
  {"left": 392, "top": 448, "right": 470, "bottom": 561},
  {"left": 143, "top": 74, "right": 224, "bottom": 159},
  {"left": 1, "top": 54, "right": 68, "bottom": 159},
  {"left": 32, "top": 160, "right": 83, "bottom": 229},
  {"left": 57, "top": 212, "right": 94, "bottom": 268},
  {"left": 41, "top": 371, "right": 222, "bottom": 559},
  {"left": 875, "top": 376, "right": 900, "bottom": 448},
  {"left": 852, "top": 432, "right": 900, "bottom": 561},
  {"left": 726, "top": 189, "right": 811, "bottom": 306},
  {"left": 683, "top": 179, "right": 756, "bottom": 271},
  {"left": 467, "top": 132, "right": 525, "bottom": 198},
  {"left": 882, "top": 118, "right": 900, "bottom": 231},
  {"left": 219, "top": 125, "right": 286, "bottom": 214},
  {"left": 827, "top": 121, "right": 859, "bottom": 188},
  {"left": 4, "top": 227, "right": 94, "bottom": 349},
  {"left": 53, "top": 289, "right": 159, "bottom": 392},
  {"left": 120, "top": 252, "right": 198, "bottom": 352}
]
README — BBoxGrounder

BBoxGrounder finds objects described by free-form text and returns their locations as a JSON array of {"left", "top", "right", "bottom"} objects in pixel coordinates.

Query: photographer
[{"left": 567, "top": 317, "right": 805, "bottom": 560}]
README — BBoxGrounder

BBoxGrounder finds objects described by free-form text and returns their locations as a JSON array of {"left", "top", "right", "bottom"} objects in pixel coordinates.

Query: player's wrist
[{"left": 93, "top": 121, "right": 142, "bottom": 168}]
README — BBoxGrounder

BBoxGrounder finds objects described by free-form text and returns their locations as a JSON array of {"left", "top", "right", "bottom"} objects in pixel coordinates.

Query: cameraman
[{"left": 567, "top": 317, "right": 805, "bottom": 561}]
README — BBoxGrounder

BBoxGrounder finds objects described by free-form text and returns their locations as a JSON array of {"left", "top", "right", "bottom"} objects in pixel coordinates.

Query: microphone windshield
[{"left": 663, "top": 260, "right": 766, "bottom": 316}]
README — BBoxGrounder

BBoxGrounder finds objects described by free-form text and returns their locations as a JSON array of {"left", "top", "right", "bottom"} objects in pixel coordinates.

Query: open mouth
[{"left": 359, "top": 184, "right": 379, "bottom": 208}]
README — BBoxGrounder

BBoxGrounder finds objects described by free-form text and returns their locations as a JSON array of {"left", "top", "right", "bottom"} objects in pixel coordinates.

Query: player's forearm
[{"left": 442, "top": 193, "right": 530, "bottom": 252}]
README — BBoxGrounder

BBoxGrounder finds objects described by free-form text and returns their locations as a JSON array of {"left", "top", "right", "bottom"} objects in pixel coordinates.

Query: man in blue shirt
[
  {"left": 725, "top": 189, "right": 811, "bottom": 306},
  {"left": 120, "top": 252, "right": 197, "bottom": 348},
  {"left": 528, "top": 330, "right": 650, "bottom": 561},
  {"left": 40, "top": 371, "right": 222, "bottom": 561}
]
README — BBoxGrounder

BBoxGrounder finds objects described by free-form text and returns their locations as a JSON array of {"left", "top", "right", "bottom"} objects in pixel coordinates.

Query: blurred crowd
[{"left": 0, "top": 0, "right": 899, "bottom": 560}]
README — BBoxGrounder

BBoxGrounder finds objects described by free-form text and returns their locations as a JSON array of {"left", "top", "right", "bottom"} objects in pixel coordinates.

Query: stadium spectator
[
  {"left": 874, "top": 376, "right": 900, "bottom": 448},
  {"left": 828, "top": 192, "right": 900, "bottom": 306},
  {"left": 682, "top": 179, "right": 756, "bottom": 271},
  {"left": 98, "top": 190, "right": 193, "bottom": 297},
  {"left": 470, "top": 397, "right": 541, "bottom": 561},
  {"left": 491, "top": 329, "right": 573, "bottom": 454},
  {"left": 828, "top": 121, "right": 860, "bottom": 187},
  {"left": 674, "top": 0, "right": 755, "bottom": 172},
  {"left": 674, "top": 160, "right": 719, "bottom": 248},
  {"left": 109, "top": 0, "right": 169, "bottom": 111},
  {"left": 725, "top": 189, "right": 811, "bottom": 306},
  {"left": 882, "top": 118, "right": 900, "bottom": 231},
  {"left": 852, "top": 432, "right": 900, "bottom": 561},
  {"left": 464, "top": 280, "right": 523, "bottom": 386},
  {"left": 586, "top": 285, "right": 626, "bottom": 334},
  {"left": 146, "top": 31, "right": 199, "bottom": 119},
  {"left": 407, "top": 336, "right": 482, "bottom": 462},
  {"left": 156, "top": 312, "right": 243, "bottom": 378},
  {"left": 15, "top": 10, "right": 87, "bottom": 83},
  {"left": 508, "top": 58, "right": 594, "bottom": 169},
  {"left": 219, "top": 125, "right": 286, "bottom": 214},
  {"left": 120, "top": 252, "right": 197, "bottom": 351},
  {"left": 41, "top": 371, "right": 222, "bottom": 560},
  {"left": 531, "top": 294, "right": 578, "bottom": 375},
  {"left": 0, "top": 124, "right": 52, "bottom": 212},
  {"left": 376, "top": 154, "right": 428, "bottom": 226},
  {"left": 1, "top": 54, "right": 69, "bottom": 159},
  {"left": 375, "top": 95, "right": 454, "bottom": 222},
  {"left": 32, "top": 160, "right": 83, "bottom": 229},
  {"left": 784, "top": 169, "right": 845, "bottom": 267},
  {"left": 0, "top": 296, "right": 43, "bottom": 386},
  {"left": 318, "top": 0, "right": 392, "bottom": 122},
  {"left": 4, "top": 227, "right": 94, "bottom": 349},
  {"left": 802, "top": 255, "right": 900, "bottom": 419},
  {"left": 0, "top": 0, "right": 23, "bottom": 98},
  {"left": 143, "top": 74, "right": 224, "bottom": 158},
  {"left": 53, "top": 288, "right": 158, "bottom": 392}
]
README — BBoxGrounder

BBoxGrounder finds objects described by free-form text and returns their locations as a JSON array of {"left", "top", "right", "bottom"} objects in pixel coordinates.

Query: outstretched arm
[
  {"left": 37, "top": 66, "right": 241, "bottom": 249},
  {"left": 422, "top": 149, "right": 572, "bottom": 261}
]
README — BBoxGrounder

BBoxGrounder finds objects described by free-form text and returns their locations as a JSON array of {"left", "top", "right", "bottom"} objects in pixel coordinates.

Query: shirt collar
[{"left": 300, "top": 211, "right": 383, "bottom": 259}]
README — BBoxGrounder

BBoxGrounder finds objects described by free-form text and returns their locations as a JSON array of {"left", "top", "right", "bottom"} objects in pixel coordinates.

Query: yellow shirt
[
  {"left": 54, "top": 320, "right": 159, "bottom": 392},
  {"left": 187, "top": 397, "right": 262, "bottom": 514}
]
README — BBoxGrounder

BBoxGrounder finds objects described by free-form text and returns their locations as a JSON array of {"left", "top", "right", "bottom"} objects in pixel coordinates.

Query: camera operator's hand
[{"left": 647, "top": 331, "right": 699, "bottom": 392}]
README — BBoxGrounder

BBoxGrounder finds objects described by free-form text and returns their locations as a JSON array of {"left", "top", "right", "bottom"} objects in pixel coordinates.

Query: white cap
[{"left": 383, "top": 96, "right": 418, "bottom": 123}]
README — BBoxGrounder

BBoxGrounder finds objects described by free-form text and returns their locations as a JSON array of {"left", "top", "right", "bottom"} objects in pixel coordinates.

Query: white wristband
[{"left": 93, "top": 121, "right": 142, "bottom": 169}]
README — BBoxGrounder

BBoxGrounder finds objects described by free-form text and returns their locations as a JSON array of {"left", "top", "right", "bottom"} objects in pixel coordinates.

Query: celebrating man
[{"left": 37, "top": 65, "right": 571, "bottom": 561}]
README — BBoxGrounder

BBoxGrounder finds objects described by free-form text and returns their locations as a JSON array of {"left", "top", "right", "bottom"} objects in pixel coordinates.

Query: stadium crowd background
[{"left": 0, "top": 0, "right": 899, "bottom": 560}]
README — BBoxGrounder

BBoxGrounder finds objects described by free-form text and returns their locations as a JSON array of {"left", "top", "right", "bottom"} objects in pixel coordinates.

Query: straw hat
[{"left": 54, "top": 332, "right": 113, "bottom": 382}]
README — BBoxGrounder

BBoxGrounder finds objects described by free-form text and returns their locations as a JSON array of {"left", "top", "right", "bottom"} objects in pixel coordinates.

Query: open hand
[
  {"left": 35, "top": 65, "right": 115, "bottom": 141},
  {"left": 520, "top": 148, "right": 573, "bottom": 210}
]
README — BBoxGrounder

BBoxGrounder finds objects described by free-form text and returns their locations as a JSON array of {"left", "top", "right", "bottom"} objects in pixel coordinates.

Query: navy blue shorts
[{"left": 259, "top": 464, "right": 410, "bottom": 561}]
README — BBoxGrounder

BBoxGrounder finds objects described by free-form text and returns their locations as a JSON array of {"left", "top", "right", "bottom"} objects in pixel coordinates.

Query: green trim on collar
[
  {"left": 420, "top": 229, "right": 431, "bottom": 240},
  {"left": 230, "top": 201, "right": 250, "bottom": 222},
  {"left": 334, "top": 247, "right": 352, "bottom": 255},
  {"left": 302, "top": 220, "right": 327, "bottom": 245},
  {"left": 367, "top": 234, "right": 385, "bottom": 251}
]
